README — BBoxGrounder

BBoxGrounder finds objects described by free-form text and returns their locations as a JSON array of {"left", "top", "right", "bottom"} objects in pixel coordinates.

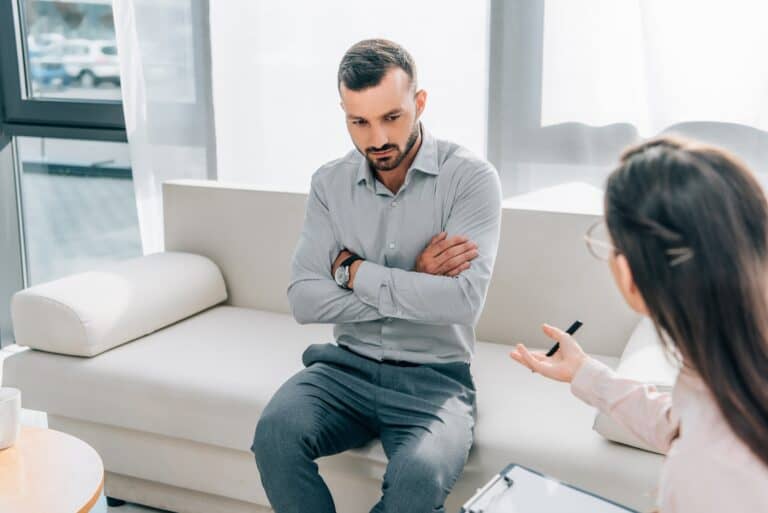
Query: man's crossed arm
[
  {"left": 288, "top": 167, "right": 502, "bottom": 326},
  {"left": 332, "top": 232, "right": 478, "bottom": 289}
]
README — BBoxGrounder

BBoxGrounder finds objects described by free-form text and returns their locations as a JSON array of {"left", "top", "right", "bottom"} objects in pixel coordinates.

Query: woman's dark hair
[
  {"left": 605, "top": 136, "right": 768, "bottom": 468},
  {"left": 338, "top": 39, "right": 417, "bottom": 92}
]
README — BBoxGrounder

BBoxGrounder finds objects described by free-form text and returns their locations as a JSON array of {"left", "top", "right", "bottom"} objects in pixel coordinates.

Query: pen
[{"left": 545, "top": 320, "right": 583, "bottom": 357}]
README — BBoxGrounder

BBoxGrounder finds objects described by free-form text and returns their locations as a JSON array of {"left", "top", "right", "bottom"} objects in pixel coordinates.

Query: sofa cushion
[
  {"left": 10, "top": 252, "right": 227, "bottom": 357},
  {"left": 3, "top": 306, "right": 661, "bottom": 503}
]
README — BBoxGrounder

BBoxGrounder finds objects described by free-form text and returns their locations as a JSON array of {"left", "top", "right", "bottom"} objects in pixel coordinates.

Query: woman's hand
[{"left": 509, "top": 324, "right": 589, "bottom": 383}]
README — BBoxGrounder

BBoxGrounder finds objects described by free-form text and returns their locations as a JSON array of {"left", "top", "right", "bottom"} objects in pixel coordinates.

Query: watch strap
[{"left": 340, "top": 254, "right": 363, "bottom": 269}]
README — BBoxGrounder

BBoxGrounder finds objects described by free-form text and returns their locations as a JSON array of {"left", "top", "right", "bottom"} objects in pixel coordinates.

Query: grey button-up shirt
[{"left": 288, "top": 128, "right": 502, "bottom": 364}]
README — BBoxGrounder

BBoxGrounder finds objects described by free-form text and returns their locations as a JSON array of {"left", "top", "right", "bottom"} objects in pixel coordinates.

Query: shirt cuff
[
  {"left": 352, "top": 261, "right": 391, "bottom": 311},
  {"left": 570, "top": 357, "right": 616, "bottom": 407}
]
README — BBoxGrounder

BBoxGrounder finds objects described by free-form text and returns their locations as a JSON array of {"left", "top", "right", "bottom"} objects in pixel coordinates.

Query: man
[{"left": 252, "top": 39, "right": 502, "bottom": 513}]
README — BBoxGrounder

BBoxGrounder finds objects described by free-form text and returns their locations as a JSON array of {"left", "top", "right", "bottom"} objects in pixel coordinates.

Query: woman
[{"left": 510, "top": 136, "right": 768, "bottom": 512}]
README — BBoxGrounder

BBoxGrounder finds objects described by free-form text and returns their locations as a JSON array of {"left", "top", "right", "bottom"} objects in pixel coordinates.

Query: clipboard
[{"left": 461, "top": 464, "right": 641, "bottom": 513}]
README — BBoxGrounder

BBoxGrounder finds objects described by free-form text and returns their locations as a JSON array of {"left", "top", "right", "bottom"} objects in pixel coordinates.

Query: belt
[{"left": 338, "top": 344, "right": 421, "bottom": 367}]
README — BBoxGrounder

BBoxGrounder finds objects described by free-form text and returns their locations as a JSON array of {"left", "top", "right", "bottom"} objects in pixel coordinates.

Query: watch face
[{"left": 334, "top": 265, "right": 349, "bottom": 287}]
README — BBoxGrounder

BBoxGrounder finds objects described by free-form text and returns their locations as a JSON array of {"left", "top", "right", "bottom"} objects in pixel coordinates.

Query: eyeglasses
[
  {"left": 584, "top": 220, "right": 616, "bottom": 261},
  {"left": 584, "top": 219, "right": 695, "bottom": 266}
]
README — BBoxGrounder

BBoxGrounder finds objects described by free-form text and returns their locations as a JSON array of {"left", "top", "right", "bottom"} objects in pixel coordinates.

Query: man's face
[{"left": 340, "top": 68, "right": 426, "bottom": 172}]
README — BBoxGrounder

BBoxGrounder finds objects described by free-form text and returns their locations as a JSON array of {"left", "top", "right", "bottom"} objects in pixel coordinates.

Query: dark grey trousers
[{"left": 252, "top": 343, "right": 476, "bottom": 513}]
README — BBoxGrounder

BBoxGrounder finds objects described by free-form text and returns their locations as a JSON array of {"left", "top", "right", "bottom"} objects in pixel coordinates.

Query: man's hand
[{"left": 415, "top": 232, "right": 479, "bottom": 277}]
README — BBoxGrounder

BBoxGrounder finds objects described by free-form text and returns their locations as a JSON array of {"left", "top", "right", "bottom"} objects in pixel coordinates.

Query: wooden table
[{"left": 0, "top": 425, "right": 104, "bottom": 513}]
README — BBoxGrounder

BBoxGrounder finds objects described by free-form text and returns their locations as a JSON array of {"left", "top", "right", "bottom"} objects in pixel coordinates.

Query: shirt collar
[{"left": 356, "top": 125, "right": 439, "bottom": 187}]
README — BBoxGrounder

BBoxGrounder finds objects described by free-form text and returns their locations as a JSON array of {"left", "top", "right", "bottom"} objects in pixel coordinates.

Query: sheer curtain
[
  {"left": 490, "top": 0, "right": 768, "bottom": 196},
  {"left": 116, "top": 0, "right": 768, "bottom": 251},
  {"left": 209, "top": 1, "right": 490, "bottom": 191},
  {"left": 116, "top": 0, "right": 488, "bottom": 251},
  {"left": 542, "top": 0, "right": 768, "bottom": 135},
  {"left": 114, "top": 0, "right": 216, "bottom": 254}
]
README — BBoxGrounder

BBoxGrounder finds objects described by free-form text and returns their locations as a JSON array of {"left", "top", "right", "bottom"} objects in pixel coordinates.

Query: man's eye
[
  {"left": 386, "top": 115, "right": 401, "bottom": 122},
  {"left": 352, "top": 120, "right": 367, "bottom": 126}
]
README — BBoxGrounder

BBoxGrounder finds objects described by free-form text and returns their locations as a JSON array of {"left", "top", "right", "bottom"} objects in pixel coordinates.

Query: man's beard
[{"left": 363, "top": 122, "right": 421, "bottom": 172}]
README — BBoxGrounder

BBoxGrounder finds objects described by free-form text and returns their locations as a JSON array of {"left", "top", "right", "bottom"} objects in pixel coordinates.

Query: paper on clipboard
[{"left": 463, "top": 465, "right": 640, "bottom": 513}]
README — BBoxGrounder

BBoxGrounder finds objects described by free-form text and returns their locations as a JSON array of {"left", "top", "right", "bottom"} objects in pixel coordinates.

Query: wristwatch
[{"left": 334, "top": 254, "right": 363, "bottom": 289}]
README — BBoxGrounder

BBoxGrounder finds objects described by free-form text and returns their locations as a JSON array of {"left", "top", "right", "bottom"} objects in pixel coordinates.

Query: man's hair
[{"left": 337, "top": 39, "right": 417, "bottom": 92}]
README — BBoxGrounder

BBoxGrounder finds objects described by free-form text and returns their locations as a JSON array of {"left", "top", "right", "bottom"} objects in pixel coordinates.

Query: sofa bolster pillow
[
  {"left": 11, "top": 252, "right": 227, "bottom": 357},
  {"left": 593, "top": 318, "right": 679, "bottom": 454}
]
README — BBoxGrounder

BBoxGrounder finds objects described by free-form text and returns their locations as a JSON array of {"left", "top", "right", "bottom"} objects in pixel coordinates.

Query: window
[
  {"left": 488, "top": 0, "right": 768, "bottom": 196},
  {"left": 18, "top": 0, "right": 121, "bottom": 101},
  {"left": 0, "top": 0, "right": 136, "bottom": 346},
  {"left": 0, "top": 0, "right": 125, "bottom": 132},
  {"left": 16, "top": 137, "right": 141, "bottom": 284}
]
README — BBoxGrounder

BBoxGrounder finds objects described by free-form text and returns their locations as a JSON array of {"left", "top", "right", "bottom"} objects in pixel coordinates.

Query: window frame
[
  {"left": 0, "top": 136, "right": 24, "bottom": 348},
  {"left": 0, "top": 0, "right": 127, "bottom": 142},
  {"left": 487, "top": 0, "right": 640, "bottom": 194}
]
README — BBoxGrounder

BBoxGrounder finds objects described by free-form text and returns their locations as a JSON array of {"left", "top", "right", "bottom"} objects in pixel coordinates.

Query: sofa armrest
[
  {"left": 11, "top": 252, "right": 227, "bottom": 357},
  {"left": 593, "top": 318, "right": 680, "bottom": 454}
]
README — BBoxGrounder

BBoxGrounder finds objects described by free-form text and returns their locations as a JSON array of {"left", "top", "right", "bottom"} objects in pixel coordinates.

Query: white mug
[{"left": 0, "top": 387, "right": 21, "bottom": 450}]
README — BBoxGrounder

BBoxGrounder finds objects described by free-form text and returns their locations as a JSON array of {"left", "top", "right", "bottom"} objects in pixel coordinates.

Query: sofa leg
[{"left": 107, "top": 497, "right": 127, "bottom": 507}]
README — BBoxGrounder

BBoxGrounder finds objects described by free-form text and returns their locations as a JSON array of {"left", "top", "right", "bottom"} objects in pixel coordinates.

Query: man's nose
[{"left": 369, "top": 124, "right": 388, "bottom": 150}]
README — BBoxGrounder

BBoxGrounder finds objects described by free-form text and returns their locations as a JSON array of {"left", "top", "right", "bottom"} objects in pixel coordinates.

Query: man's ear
[
  {"left": 415, "top": 89, "right": 427, "bottom": 117},
  {"left": 613, "top": 253, "right": 649, "bottom": 315}
]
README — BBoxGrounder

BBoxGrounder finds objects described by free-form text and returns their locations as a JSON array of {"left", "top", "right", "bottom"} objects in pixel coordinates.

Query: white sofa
[{"left": 2, "top": 180, "right": 668, "bottom": 513}]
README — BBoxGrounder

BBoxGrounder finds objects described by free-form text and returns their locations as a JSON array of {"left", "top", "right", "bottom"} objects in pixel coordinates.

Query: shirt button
[
  {"left": 388, "top": 242, "right": 396, "bottom": 249},
  {"left": 391, "top": 201, "right": 398, "bottom": 207}
]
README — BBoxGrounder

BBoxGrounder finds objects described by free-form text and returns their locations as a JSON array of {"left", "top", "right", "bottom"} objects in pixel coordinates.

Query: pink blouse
[{"left": 571, "top": 357, "right": 768, "bottom": 512}]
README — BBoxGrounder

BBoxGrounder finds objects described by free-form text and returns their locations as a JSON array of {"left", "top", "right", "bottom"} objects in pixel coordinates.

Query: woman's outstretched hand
[{"left": 509, "top": 323, "right": 589, "bottom": 383}]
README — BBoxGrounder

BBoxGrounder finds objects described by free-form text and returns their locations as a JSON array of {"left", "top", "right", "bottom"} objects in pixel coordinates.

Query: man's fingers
[
  {"left": 429, "top": 232, "right": 447, "bottom": 246},
  {"left": 435, "top": 240, "right": 478, "bottom": 263},
  {"left": 433, "top": 241, "right": 478, "bottom": 273},
  {"left": 431, "top": 235, "right": 470, "bottom": 257},
  {"left": 445, "top": 262, "right": 471, "bottom": 277},
  {"left": 418, "top": 234, "right": 476, "bottom": 276},
  {"left": 435, "top": 248, "right": 479, "bottom": 275},
  {"left": 430, "top": 235, "right": 465, "bottom": 256}
]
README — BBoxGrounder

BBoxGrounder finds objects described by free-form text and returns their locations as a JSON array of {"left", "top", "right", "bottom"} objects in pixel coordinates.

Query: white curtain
[
  {"left": 491, "top": 0, "right": 768, "bottom": 196},
  {"left": 113, "top": 0, "right": 216, "bottom": 254},
  {"left": 541, "top": 0, "right": 768, "bottom": 135},
  {"left": 115, "top": 0, "right": 486, "bottom": 251},
  {"left": 116, "top": 0, "right": 768, "bottom": 235}
]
